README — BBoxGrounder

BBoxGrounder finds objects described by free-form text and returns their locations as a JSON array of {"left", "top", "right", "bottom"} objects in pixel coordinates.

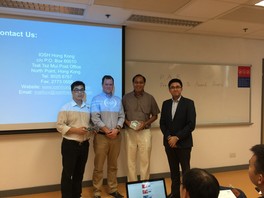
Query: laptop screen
[{"left": 126, "top": 178, "right": 167, "bottom": 198}]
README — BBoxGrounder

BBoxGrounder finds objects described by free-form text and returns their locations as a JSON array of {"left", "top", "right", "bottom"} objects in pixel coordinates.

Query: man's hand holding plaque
[{"left": 129, "top": 120, "right": 141, "bottom": 130}]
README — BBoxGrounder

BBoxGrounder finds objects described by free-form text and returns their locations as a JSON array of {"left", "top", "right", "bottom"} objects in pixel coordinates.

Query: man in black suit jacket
[{"left": 160, "top": 78, "right": 196, "bottom": 198}]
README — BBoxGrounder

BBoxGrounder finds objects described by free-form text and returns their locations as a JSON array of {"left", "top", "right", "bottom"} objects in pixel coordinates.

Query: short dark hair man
[
  {"left": 122, "top": 74, "right": 160, "bottom": 182},
  {"left": 57, "top": 80, "right": 92, "bottom": 198},
  {"left": 249, "top": 144, "right": 264, "bottom": 197},
  {"left": 160, "top": 78, "right": 196, "bottom": 198},
  {"left": 181, "top": 168, "right": 220, "bottom": 198},
  {"left": 91, "top": 75, "right": 125, "bottom": 198}
]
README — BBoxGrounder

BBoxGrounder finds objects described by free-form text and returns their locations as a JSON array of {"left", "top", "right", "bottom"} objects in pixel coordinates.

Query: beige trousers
[
  {"left": 125, "top": 128, "right": 152, "bottom": 182},
  {"left": 92, "top": 134, "right": 121, "bottom": 196}
]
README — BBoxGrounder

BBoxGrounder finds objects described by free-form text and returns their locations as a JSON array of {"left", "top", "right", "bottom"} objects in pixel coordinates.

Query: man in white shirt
[{"left": 57, "top": 81, "right": 93, "bottom": 198}]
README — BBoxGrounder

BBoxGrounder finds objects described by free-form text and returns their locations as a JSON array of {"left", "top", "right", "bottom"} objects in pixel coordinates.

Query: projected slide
[{"left": 0, "top": 17, "right": 123, "bottom": 132}]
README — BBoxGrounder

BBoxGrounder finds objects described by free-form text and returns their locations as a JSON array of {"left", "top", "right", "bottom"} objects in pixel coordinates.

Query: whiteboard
[{"left": 125, "top": 61, "right": 251, "bottom": 126}]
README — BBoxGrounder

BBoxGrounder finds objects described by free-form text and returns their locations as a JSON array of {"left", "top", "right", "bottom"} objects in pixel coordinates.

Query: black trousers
[
  {"left": 165, "top": 147, "right": 192, "bottom": 198},
  {"left": 61, "top": 138, "right": 89, "bottom": 198}
]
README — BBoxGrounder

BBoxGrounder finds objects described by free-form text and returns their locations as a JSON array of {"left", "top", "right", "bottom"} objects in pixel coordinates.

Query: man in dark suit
[{"left": 160, "top": 78, "right": 196, "bottom": 198}]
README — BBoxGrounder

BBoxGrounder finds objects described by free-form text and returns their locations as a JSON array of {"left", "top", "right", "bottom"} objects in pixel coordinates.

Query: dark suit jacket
[{"left": 160, "top": 96, "right": 196, "bottom": 148}]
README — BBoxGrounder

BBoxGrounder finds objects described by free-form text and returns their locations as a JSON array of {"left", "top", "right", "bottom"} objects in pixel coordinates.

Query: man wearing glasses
[
  {"left": 57, "top": 81, "right": 92, "bottom": 198},
  {"left": 160, "top": 78, "right": 196, "bottom": 198}
]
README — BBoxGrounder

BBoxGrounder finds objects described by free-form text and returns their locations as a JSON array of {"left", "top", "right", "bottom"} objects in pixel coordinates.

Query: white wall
[
  {"left": 126, "top": 28, "right": 262, "bottom": 168},
  {"left": 0, "top": 28, "right": 263, "bottom": 191}
]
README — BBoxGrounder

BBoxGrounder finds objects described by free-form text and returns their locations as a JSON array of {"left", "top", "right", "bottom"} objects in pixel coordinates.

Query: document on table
[{"left": 218, "top": 189, "right": 237, "bottom": 198}]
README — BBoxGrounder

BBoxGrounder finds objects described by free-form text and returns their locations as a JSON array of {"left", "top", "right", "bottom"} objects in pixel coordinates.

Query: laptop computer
[{"left": 126, "top": 178, "right": 167, "bottom": 198}]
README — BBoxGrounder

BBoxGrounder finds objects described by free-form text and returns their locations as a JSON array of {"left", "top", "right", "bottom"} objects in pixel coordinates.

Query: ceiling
[{"left": 1, "top": 0, "right": 264, "bottom": 40}]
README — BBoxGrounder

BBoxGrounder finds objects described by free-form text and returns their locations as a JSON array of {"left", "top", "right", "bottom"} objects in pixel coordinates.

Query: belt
[
  {"left": 97, "top": 131, "right": 120, "bottom": 135},
  {"left": 63, "top": 138, "right": 89, "bottom": 146}
]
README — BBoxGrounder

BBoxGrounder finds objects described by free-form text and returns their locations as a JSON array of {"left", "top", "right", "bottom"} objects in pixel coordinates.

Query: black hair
[
  {"left": 250, "top": 144, "right": 264, "bottom": 174},
  {"left": 102, "top": 75, "right": 114, "bottom": 84},
  {"left": 182, "top": 168, "right": 219, "bottom": 198},
  {"left": 71, "top": 81, "right": 85, "bottom": 91},
  {"left": 132, "top": 74, "right": 146, "bottom": 83},
  {"left": 168, "top": 78, "right": 182, "bottom": 88}
]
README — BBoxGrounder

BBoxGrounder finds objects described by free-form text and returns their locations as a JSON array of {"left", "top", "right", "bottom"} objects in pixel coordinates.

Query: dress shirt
[
  {"left": 171, "top": 97, "right": 181, "bottom": 119},
  {"left": 56, "top": 100, "right": 92, "bottom": 142},
  {"left": 91, "top": 92, "right": 125, "bottom": 129}
]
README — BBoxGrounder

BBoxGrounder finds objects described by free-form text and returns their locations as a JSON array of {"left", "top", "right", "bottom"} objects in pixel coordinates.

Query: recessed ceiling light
[
  {"left": 127, "top": 14, "right": 202, "bottom": 27},
  {"left": 255, "top": 0, "right": 264, "bottom": 7}
]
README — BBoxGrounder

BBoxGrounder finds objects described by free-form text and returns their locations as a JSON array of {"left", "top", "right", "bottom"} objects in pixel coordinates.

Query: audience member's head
[
  {"left": 181, "top": 168, "right": 220, "bottom": 198},
  {"left": 249, "top": 144, "right": 264, "bottom": 194}
]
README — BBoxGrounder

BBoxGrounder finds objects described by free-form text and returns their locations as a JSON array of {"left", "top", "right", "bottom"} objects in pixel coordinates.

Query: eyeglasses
[
  {"left": 73, "top": 89, "right": 85, "bottom": 93},
  {"left": 170, "top": 86, "right": 182, "bottom": 90}
]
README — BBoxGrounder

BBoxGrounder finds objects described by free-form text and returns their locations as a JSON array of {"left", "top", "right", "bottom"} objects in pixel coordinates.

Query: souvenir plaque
[{"left": 130, "top": 120, "right": 140, "bottom": 130}]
